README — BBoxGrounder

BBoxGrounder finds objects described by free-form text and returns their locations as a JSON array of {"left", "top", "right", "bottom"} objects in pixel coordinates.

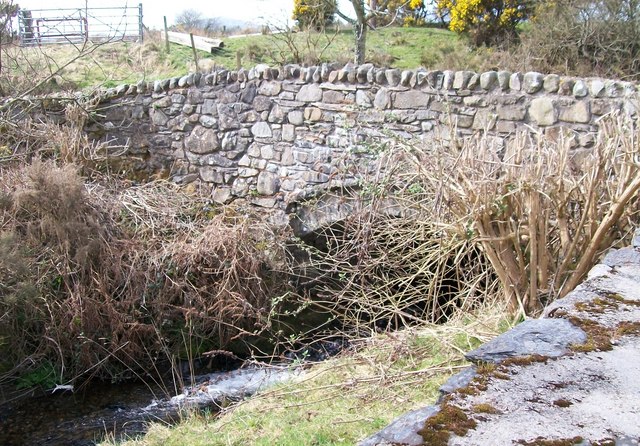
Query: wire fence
[{"left": 17, "top": 4, "right": 143, "bottom": 46}]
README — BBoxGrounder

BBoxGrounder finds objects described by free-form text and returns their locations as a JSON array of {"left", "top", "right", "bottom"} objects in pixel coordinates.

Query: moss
[
  {"left": 575, "top": 293, "right": 640, "bottom": 314},
  {"left": 604, "top": 292, "right": 640, "bottom": 307},
  {"left": 552, "top": 399, "right": 573, "bottom": 408},
  {"left": 568, "top": 317, "right": 613, "bottom": 352},
  {"left": 472, "top": 403, "right": 501, "bottom": 414},
  {"left": 591, "top": 439, "right": 615, "bottom": 446},
  {"left": 500, "top": 354, "right": 549, "bottom": 367},
  {"left": 516, "top": 437, "right": 584, "bottom": 446},
  {"left": 418, "top": 404, "right": 477, "bottom": 445},
  {"left": 492, "top": 371, "right": 511, "bottom": 380},
  {"left": 615, "top": 321, "right": 640, "bottom": 336},
  {"left": 476, "top": 362, "right": 497, "bottom": 374},
  {"left": 575, "top": 298, "right": 619, "bottom": 314}
]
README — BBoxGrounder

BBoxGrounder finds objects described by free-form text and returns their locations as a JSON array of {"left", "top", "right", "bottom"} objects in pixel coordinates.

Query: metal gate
[{"left": 17, "top": 4, "right": 143, "bottom": 46}]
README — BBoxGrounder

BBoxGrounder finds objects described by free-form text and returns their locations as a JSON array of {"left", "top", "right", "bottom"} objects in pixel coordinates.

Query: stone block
[
  {"left": 288, "top": 110, "right": 304, "bottom": 126},
  {"left": 187, "top": 88, "right": 204, "bottom": 104},
  {"left": 301, "top": 170, "right": 330, "bottom": 183},
  {"left": 182, "top": 104, "right": 195, "bottom": 115},
  {"left": 199, "top": 115, "right": 217, "bottom": 128},
  {"left": 258, "top": 81, "right": 282, "bottom": 96},
  {"left": 497, "top": 104, "right": 526, "bottom": 121},
  {"left": 238, "top": 167, "right": 259, "bottom": 177},
  {"left": 251, "top": 122, "right": 272, "bottom": 138},
  {"left": 509, "top": 72, "right": 523, "bottom": 91},
  {"left": 465, "top": 319, "right": 587, "bottom": 363},
  {"left": 374, "top": 88, "right": 391, "bottom": 109},
  {"left": 211, "top": 187, "right": 232, "bottom": 204},
  {"left": 296, "top": 84, "right": 323, "bottom": 102},
  {"left": 523, "top": 72, "right": 544, "bottom": 94},
  {"left": 454, "top": 114, "right": 474, "bottom": 128},
  {"left": 497, "top": 71, "right": 511, "bottom": 90},
  {"left": 496, "top": 120, "right": 516, "bottom": 133},
  {"left": 453, "top": 71, "right": 474, "bottom": 90},
  {"left": 467, "top": 73, "right": 480, "bottom": 90},
  {"left": 199, "top": 166, "right": 224, "bottom": 183},
  {"left": 150, "top": 108, "right": 169, "bottom": 126},
  {"left": 237, "top": 155, "right": 251, "bottom": 166},
  {"left": 184, "top": 126, "right": 219, "bottom": 154},
  {"left": 573, "top": 80, "right": 589, "bottom": 98},
  {"left": 250, "top": 158, "right": 267, "bottom": 169},
  {"left": 529, "top": 97, "right": 557, "bottom": 126},
  {"left": 268, "top": 104, "right": 285, "bottom": 123},
  {"left": 559, "top": 101, "right": 591, "bottom": 124},
  {"left": 472, "top": 110, "right": 497, "bottom": 130},
  {"left": 400, "top": 70, "right": 413, "bottom": 86},
  {"left": 588, "top": 79, "right": 606, "bottom": 98},
  {"left": 463, "top": 96, "right": 486, "bottom": 107},
  {"left": 356, "top": 90, "right": 373, "bottom": 107},
  {"left": 426, "top": 70, "right": 444, "bottom": 89},
  {"left": 558, "top": 78, "right": 575, "bottom": 96},
  {"left": 385, "top": 69, "right": 401, "bottom": 86},
  {"left": 282, "top": 124, "right": 295, "bottom": 142},
  {"left": 543, "top": 74, "right": 560, "bottom": 93},
  {"left": 257, "top": 171, "right": 280, "bottom": 195},
  {"left": 323, "top": 90, "right": 345, "bottom": 103},
  {"left": 304, "top": 107, "right": 323, "bottom": 121},
  {"left": 442, "top": 70, "right": 455, "bottom": 90},
  {"left": 480, "top": 71, "right": 498, "bottom": 90},
  {"left": 393, "top": 91, "right": 430, "bottom": 109},
  {"left": 606, "top": 80, "right": 624, "bottom": 98},
  {"left": 201, "top": 99, "right": 218, "bottom": 115}
]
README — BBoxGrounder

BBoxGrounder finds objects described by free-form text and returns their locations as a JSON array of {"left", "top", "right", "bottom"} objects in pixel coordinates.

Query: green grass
[
  {"left": 3, "top": 26, "right": 474, "bottom": 94},
  {"left": 103, "top": 309, "right": 510, "bottom": 446}
]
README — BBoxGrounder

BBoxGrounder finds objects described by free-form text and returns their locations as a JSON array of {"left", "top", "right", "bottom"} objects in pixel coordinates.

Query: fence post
[
  {"left": 164, "top": 16, "right": 169, "bottom": 52},
  {"left": 189, "top": 33, "right": 199, "bottom": 71},
  {"left": 138, "top": 3, "right": 144, "bottom": 42}
]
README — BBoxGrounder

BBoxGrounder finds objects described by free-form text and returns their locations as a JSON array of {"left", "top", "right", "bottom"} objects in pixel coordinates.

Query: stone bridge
[{"left": 80, "top": 63, "right": 638, "bottom": 232}]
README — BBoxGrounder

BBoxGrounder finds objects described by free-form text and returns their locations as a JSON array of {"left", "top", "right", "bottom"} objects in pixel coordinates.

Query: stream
[{"left": 0, "top": 365, "right": 300, "bottom": 446}]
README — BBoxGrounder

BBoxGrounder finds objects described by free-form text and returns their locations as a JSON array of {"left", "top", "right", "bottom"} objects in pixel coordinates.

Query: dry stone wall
[{"left": 85, "top": 63, "right": 639, "bottom": 208}]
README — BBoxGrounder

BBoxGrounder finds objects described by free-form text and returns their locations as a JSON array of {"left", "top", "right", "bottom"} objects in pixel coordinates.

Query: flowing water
[{"left": 0, "top": 366, "right": 299, "bottom": 446}]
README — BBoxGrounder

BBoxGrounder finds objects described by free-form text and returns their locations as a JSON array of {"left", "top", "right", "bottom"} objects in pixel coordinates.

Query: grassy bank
[
  {"left": 105, "top": 309, "right": 509, "bottom": 446},
  {"left": 1, "top": 26, "right": 474, "bottom": 93}
]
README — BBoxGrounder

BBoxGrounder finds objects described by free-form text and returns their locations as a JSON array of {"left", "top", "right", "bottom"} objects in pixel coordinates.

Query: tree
[
  {"left": 175, "top": 9, "right": 202, "bottom": 31},
  {"left": 436, "top": 0, "right": 535, "bottom": 46},
  {"left": 0, "top": 1, "right": 17, "bottom": 43},
  {"left": 292, "top": 0, "right": 337, "bottom": 30},
  {"left": 336, "top": 0, "right": 394, "bottom": 64},
  {"left": 0, "top": 1, "right": 18, "bottom": 89}
]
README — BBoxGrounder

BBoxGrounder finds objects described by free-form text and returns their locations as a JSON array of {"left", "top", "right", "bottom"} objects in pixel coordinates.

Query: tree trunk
[
  {"left": 355, "top": 22, "right": 366, "bottom": 64},
  {"left": 350, "top": 0, "right": 368, "bottom": 64}
]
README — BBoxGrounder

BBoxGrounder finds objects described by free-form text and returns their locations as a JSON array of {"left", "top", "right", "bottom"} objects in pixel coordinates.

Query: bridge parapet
[{"left": 75, "top": 64, "right": 639, "bottom": 210}]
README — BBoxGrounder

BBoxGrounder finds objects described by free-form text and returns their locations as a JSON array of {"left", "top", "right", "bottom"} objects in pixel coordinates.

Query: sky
[{"left": 17, "top": 0, "right": 355, "bottom": 30}]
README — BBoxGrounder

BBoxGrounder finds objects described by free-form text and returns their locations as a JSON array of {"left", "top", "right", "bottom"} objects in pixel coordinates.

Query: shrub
[
  {"left": 436, "top": 0, "right": 534, "bottom": 46},
  {"left": 0, "top": 161, "right": 297, "bottom": 385},
  {"left": 520, "top": 0, "right": 640, "bottom": 79},
  {"left": 292, "top": 0, "right": 337, "bottom": 31},
  {"left": 301, "top": 113, "right": 640, "bottom": 328}
]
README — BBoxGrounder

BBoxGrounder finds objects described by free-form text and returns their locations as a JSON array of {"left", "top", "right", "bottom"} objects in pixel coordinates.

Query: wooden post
[
  {"left": 163, "top": 16, "right": 169, "bottom": 52},
  {"left": 189, "top": 33, "right": 199, "bottom": 71}
]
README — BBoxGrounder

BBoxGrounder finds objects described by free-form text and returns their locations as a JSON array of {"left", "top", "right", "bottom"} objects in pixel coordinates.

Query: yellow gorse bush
[{"left": 437, "top": 0, "right": 531, "bottom": 44}]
